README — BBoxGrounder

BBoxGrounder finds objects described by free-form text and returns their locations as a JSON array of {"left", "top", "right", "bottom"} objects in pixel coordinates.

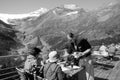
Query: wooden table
[
  {"left": 63, "top": 67, "right": 83, "bottom": 76},
  {"left": 62, "top": 66, "right": 84, "bottom": 80}
]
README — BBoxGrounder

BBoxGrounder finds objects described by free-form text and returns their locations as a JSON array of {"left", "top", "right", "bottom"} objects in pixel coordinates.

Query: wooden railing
[
  {"left": 0, "top": 54, "right": 27, "bottom": 58},
  {"left": 0, "top": 54, "right": 27, "bottom": 80},
  {"left": 0, "top": 67, "right": 19, "bottom": 80}
]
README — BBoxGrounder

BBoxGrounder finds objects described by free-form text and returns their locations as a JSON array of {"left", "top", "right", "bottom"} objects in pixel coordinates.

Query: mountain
[
  {"left": 15, "top": 3, "right": 120, "bottom": 49},
  {"left": 0, "top": 8, "right": 48, "bottom": 24},
  {"left": 1, "top": 2, "right": 120, "bottom": 55},
  {"left": 0, "top": 20, "right": 23, "bottom": 56}
]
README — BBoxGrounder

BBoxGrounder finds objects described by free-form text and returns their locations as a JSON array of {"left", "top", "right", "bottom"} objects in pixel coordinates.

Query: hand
[
  {"left": 78, "top": 52, "right": 83, "bottom": 56},
  {"left": 76, "top": 52, "right": 83, "bottom": 59},
  {"left": 72, "top": 52, "right": 79, "bottom": 58}
]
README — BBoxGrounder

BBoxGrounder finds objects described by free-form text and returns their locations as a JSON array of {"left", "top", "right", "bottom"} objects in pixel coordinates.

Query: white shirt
[
  {"left": 99, "top": 45, "right": 108, "bottom": 57},
  {"left": 99, "top": 45, "right": 107, "bottom": 52},
  {"left": 24, "top": 55, "right": 37, "bottom": 73}
]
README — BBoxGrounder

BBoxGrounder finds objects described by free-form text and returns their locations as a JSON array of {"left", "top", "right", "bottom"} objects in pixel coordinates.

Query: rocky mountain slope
[
  {"left": 1, "top": 2, "right": 120, "bottom": 55},
  {"left": 0, "top": 20, "right": 23, "bottom": 56}
]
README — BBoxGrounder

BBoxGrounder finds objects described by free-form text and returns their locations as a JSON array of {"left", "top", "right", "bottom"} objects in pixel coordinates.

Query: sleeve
[
  {"left": 78, "top": 39, "right": 91, "bottom": 52},
  {"left": 57, "top": 67, "right": 64, "bottom": 80},
  {"left": 83, "top": 39, "right": 91, "bottom": 49}
]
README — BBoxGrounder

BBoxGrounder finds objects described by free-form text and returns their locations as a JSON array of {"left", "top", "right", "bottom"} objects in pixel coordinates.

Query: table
[
  {"left": 61, "top": 65, "right": 84, "bottom": 80},
  {"left": 63, "top": 66, "right": 83, "bottom": 76}
]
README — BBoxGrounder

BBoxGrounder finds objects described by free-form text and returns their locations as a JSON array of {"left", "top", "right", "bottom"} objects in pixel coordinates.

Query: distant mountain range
[{"left": 1, "top": 1, "right": 120, "bottom": 55}]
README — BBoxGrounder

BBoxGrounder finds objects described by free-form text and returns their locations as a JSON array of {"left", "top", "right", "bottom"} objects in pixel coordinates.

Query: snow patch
[
  {"left": 53, "top": 10, "right": 57, "bottom": 14},
  {"left": 66, "top": 11, "right": 78, "bottom": 15},
  {"left": 0, "top": 8, "right": 48, "bottom": 24},
  {"left": 64, "top": 4, "right": 80, "bottom": 10},
  {"left": 98, "top": 14, "right": 110, "bottom": 22}
]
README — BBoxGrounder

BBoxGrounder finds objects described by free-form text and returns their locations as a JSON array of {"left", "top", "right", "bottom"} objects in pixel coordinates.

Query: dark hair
[
  {"left": 29, "top": 47, "right": 41, "bottom": 57},
  {"left": 67, "top": 55, "right": 74, "bottom": 61},
  {"left": 68, "top": 33, "right": 74, "bottom": 38}
]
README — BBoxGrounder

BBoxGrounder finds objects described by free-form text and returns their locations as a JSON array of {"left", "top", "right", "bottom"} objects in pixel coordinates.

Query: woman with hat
[{"left": 43, "top": 51, "right": 64, "bottom": 80}]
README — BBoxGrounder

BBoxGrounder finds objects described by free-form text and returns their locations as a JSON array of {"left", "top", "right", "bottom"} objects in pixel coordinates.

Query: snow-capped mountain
[
  {"left": 0, "top": 8, "right": 48, "bottom": 24},
  {"left": 1, "top": 2, "right": 120, "bottom": 55}
]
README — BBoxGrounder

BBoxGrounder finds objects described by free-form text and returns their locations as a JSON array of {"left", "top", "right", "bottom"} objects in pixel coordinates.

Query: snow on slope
[
  {"left": 0, "top": 8, "right": 48, "bottom": 24},
  {"left": 66, "top": 11, "right": 78, "bottom": 15},
  {"left": 64, "top": 4, "right": 80, "bottom": 10}
]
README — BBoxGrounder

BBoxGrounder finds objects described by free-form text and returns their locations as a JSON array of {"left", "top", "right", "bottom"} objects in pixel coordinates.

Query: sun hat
[{"left": 48, "top": 51, "right": 58, "bottom": 62}]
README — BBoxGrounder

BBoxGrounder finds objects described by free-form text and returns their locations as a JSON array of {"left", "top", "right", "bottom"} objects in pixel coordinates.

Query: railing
[
  {"left": 0, "top": 67, "right": 19, "bottom": 80},
  {"left": 0, "top": 54, "right": 27, "bottom": 80},
  {"left": 0, "top": 54, "right": 28, "bottom": 58}
]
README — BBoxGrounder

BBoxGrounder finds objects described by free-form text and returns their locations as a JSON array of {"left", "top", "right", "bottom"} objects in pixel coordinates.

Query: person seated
[
  {"left": 24, "top": 47, "right": 42, "bottom": 80},
  {"left": 43, "top": 51, "right": 64, "bottom": 80},
  {"left": 108, "top": 44, "right": 117, "bottom": 60},
  {"left": 99, "top": 43, "right": 109, "bottom": 57}
]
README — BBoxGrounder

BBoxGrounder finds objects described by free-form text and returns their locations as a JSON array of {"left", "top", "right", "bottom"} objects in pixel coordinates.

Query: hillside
[
  {"left": 13, "top": 3, "right": 120, "bottom": 49},
  {"left": 1, "top": 2, "right": 120, "bottom": 55},
  {"left": 0, "top": 20, "right": 23, "bottom": 56}
]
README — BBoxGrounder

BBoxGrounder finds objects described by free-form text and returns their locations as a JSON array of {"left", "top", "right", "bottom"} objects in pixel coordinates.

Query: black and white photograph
[{"left": 0, "top": 0, "right": 120, "bottom": 80}]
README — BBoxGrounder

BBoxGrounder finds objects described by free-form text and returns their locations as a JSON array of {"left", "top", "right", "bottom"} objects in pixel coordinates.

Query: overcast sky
[{"left": 0, "top": 0, "right": 115, "bottom": 14}]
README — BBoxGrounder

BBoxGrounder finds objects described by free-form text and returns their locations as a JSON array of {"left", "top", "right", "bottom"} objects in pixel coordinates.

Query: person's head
[
  {"left": 29, "top": 47, "right": 41, "bottom": 58},
  {"left": 48, "top": 51, "right": 59, "bottom": 62},
  {"left": 111, "top": 43, "right": 115, "bottom": 46},
  {"left": 67, "top": 55, "right": 74, "bottom": 62},
  {"left": 102, "top": 43, "right": 105, "bottom": 45},
  {"left": 67, "top": 33, "right": 74, "bottom": 40}
]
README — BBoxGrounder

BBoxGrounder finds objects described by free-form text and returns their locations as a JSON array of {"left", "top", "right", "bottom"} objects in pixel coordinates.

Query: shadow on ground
[
  {"left": 95, "top": 77, "right": 108, "bottom": 80},
  {"left": 112, "top": 56, "right": 120, "bottom": 61},
  {"left": 94, "top": 62, "right": 114, "bottom": 70}
]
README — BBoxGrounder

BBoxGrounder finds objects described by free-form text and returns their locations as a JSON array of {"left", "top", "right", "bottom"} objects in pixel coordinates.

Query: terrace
[{"left": 0, "top": 51, "right": 120, "bottom": 80}]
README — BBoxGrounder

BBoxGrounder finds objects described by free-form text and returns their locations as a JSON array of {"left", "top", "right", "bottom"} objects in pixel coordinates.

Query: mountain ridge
[
  {"left": 0, "top": 8, "right": 48, "bottom": 24},
  {"left": 1, "top": 2, "right": 120, "bottom": 55}
]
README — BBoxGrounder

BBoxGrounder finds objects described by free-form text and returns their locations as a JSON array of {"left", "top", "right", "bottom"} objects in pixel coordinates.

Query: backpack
[{"left": 44, "top": 63, "right": 60, "bottom": 80}]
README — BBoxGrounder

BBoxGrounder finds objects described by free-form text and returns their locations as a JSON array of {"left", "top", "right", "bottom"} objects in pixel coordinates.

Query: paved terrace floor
[{"left": 94, "top": 54, "right": 120, "bottom": 80}]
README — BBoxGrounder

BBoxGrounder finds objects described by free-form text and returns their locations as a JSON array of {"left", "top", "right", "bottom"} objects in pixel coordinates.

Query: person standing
[
  {"left": 77, "top": 38, "right": 94, "bottom": 80},
  {"left": 64, "top": 32, "right": 94, "bottom": 80}
]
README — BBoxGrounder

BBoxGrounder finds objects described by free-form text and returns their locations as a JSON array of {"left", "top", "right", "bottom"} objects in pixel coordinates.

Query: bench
[
  {"left": 0, "top": 54, "right": 27, "bottom": 80},
  {"left": 0, "top": 67, "right": 19, "bottom": 80}
]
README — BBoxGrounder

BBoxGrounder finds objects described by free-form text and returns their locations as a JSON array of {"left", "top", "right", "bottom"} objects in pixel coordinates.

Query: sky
[{"left": 0, "top": 0, "right": 115, "bottom": 14}]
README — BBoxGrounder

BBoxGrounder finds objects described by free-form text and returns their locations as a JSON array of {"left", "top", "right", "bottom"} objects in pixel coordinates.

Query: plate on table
[
  {"left": 61, "top": 65, "right": 80, "bottom": 71},
  {"left": 61, "top": 67, "right": 71, "bottom": 71},
  {"left": 73, "top": 65, "right": 80, "bottom": 69},
  {"left": 62, "top": 66, "right": 82, "bottom": 76},
  {"left": 57, "top": 61, "right": 66, "bottom": 64}
]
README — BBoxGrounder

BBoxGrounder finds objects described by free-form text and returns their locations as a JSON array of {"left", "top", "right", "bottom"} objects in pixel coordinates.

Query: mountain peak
[
  {"left": 63, "top": 4, "right": 80, "bottom": 10},
  {"left": 29, "top": 8, "right": 48, "bottom": 16}
]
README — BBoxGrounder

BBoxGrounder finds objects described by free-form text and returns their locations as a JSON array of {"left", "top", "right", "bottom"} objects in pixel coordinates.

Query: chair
[
  {"left": 16, "top": 67, "right": 28, "bottom": 80},
  {"left": 33, "top": 69, "right": 44, "bottom": 80},
  {"left": 36, "top": 76, "right": 43, "bottom": 80}
]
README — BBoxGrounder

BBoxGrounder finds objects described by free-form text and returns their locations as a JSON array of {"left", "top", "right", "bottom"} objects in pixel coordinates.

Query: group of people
[
  {"left": 99, "top": 43, "right": 117, "bottom": 60},
  {"left": 23, "top": 33, "right": 94, "bottom": 80}
]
